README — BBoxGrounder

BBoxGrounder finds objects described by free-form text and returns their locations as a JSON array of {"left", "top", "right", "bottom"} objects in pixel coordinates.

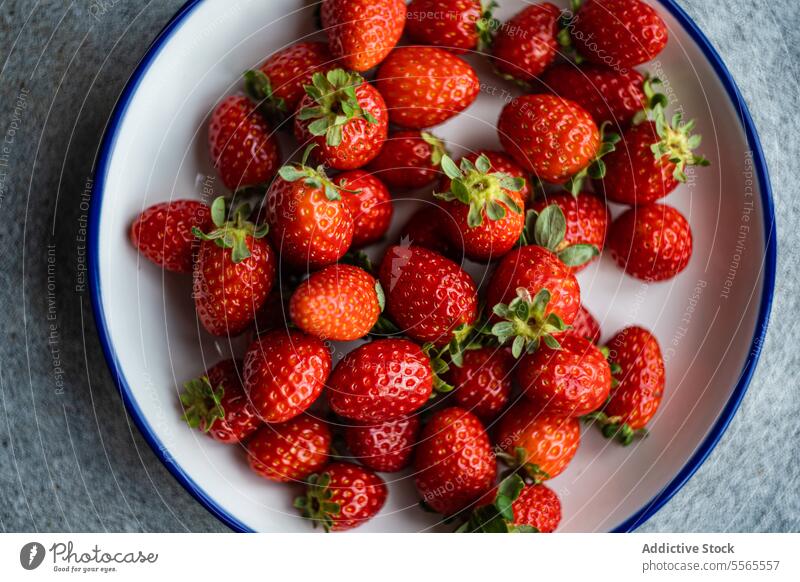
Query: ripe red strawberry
[
  {"left": 193, "top": 197, "right": 276, "bottom": 336},
  {"left": 448, "top": 347, "right": 512, "bottom": 421},
  {"left": 246, "top": 414, "right": 331, "bottom": 482},
  {"left": 130, "top": 199, "right": 212, "bottom": 273},
  {"left": 243, "top": 329, "right": 331, "bottom": 423},
  {"left": 495, "top": 400, "right": 580, "bottom": 481},
  {"left": 378, "top": 245, "right": 478, "bottom": 347},
  {"left": 397, "top": 206, "right": 458, "bottom": 259},
  {"left": 295, "top": 462, "right": 388, "bottom": 531},
  {"left": 289, "top": 264, "right": 383, "bottom": 341},
  {"left": 540, "top": 63, "right": 648, "bottom": 127},
  {"left": 367, "top": 130, "right": 446, "bottom": 190},
  {"left": 608, "top": 203, "right": 693, "bottom": 281},
  {"left": 343, "top": 414, "right": 420, "bottom": 472},
  {"left": 179, "top": 359, "right": 260, "bottom": 444},
  {"left": 406, "top": 0, "right": 495, "bottom": 53},
  {"left": 463, "top": 475, "right": 561, "bottom": 532},
  {"left": 244, "top": 41, "right": 338, "bottom": 118},
  {"left": 596, "top": 111, "right": 708, "bottom": 205},
  {"left": 490, "top": 2, "right": 560, "bottom": 84},
  {"left": 568, "top": 0, "right": 668, "bottom": 68},
  {"left": 568, "top": 304, "right": 601, "bottom": 344},
  {"left": 498, "top": 94, "right": 602, "bottom": 186},
  {"left": 374, "top": 47, "right": 480, "bottom": 129},
  {"left": 530, "top": 191, "right": 610, "bottom": 272},
  {"left": 436, "top": 152, "right": 527, "bottom": 261},
  {"left": 588, "top": 326, "right": 665, "bottom": 445},
  {"left": 337, "top": 170, "right": 393, "bottom": 247},
  {"left": 327, "top": 339, "right": 433, "bottom": 422},
  {"left": 294, "top": 69, "right": 388, "bottom": 170},
  {"left": 415, "top": 407, "right": 497, "bottom": 515},
  {"left": 517, "top": 334, "right": 611, "bottom": 417},
  {"left": 266, "top": 149, "right": 354, "bottom": 269},
  {"left": 208, "top": 95, "right": 281, "bottom": 190},
  {"left": 321, "top": 0, "right": 406, "bottom": 72}
]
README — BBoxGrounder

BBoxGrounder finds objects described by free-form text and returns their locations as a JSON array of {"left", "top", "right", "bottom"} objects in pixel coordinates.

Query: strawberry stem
[
  {"left": 179, "top": 375, "right": 225, "bottom": 432},
  {"left": 491, "top": 287, "right": 570, "bottom": 357},
  {"left": 294, "top": 472, "right": 340, "bottom": 532},
  {"left": 192, "top": 196, "right": 267, "bottom": 264}
]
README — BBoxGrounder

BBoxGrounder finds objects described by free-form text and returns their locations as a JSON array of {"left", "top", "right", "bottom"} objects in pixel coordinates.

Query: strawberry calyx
[
  {"left": 296, "top": 69, "right": 377, "bottom": 147},
  {"left": 475, "top": 1, "right": 500, "bottom": 52},
  {"left": 649, "top": 104, "right": 710, "bottom": 182},
  {"left": 564, "top": 121, "right": 620, "bottom": 196},
  {"left": 277, "top": 144, "right": 358, "bottom": 201},
  {"left": 491, "top": 287, "right": 569, "bottom": 358},
  {"left": 435, "top": 153, "right": 525, "bottom": 228},
  {"left": 422, "top": 342, "right": 455, "bottom": 394},
  {"left": 456, "top": 474, "right": 538, "bottom": 533},
  {"left": 497, "top": 446, "right": 551, "bottom": 484},
  {"left": 293, "top": 472, "right": 341, "bottom": 532},
  {"left": 179, "top": 375, "right": 225, "bottom": 432},
  {"left": 518, "top": 204, "right": 599, "bottom": 267},
  {"left": 420, "top": 131, "right": 447, "bottom": 167},
  {"left": 243, "top": 69, "right": 286, "bottom": 120},
  {"left": 192, "top": 196, "right": 268, "bottom": 264},
  {"left": 555, "top": 0, "right": 587, "bottom": 64},
  {"left": 583, "top": 411, "right": 648, "bottom": 446}
]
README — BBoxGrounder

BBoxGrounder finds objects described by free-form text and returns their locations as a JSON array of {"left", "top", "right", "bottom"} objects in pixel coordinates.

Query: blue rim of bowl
[{"left": 88, "top": 0, "right": 777, "bottom": 533}]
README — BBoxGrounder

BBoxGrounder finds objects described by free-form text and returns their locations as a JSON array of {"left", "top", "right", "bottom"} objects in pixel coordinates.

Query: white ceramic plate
[{"left": 89, "top": 0, "right": 776, "bottom": 532}]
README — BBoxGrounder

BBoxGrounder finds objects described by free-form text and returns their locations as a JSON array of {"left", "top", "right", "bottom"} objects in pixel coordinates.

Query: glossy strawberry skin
[
  {"left": 540, "top": 63, "right": 646, "bottom": 127},
  {"left": 491, "top": 3, "right": 560, "bottom": 83},
  {"left": 343, "top": 414, "right": 421, "bottom": 472},
  {"left": 498, "top": 94, "right": 600, "bottom": 184},
  {"left": 379, "top": 245, "right": 478, "bottom": 347},
  {"left": 337, "top": 171, "right": 393, "bottom": 247},
  {"left": 208, "top": 95, "right": 281, "bottom": 190},
  {"left": 309, "top": 462, "right": 388, "bottom": 531},
  {"left": 368, "top": 130, "right": 443, "bottom": 190},
  {"left": 243, "top": 329, "right": 331, "bottom": 423},
  {"left": 511, "top": 484, "right": 561, "bottom": 532},
  {"left": 449, "top": 348, "right": 513, "bottom": 421},
  {"left": 375, "top": 47, "right": 480, "bottom": 129},
  {"left": 605, "top": 326, "right": 665, "bottom": 430},
  {"left": 530, "top": 191, "right": 610, "bottom": 272},
  {"left": 570, "top": 0, "right": 668, "bottom": 69},
  {"left": 193, "top": 236, "right": 276, "bottom": 336},
  {"left": 246, "top": 414, "right": 331, "bottom": 482},
  {"left": 327, "top": 339, "right": 433, "bottom": 422},
  {"left": 495, "top": 401, "right": 580, "bottom": 479},
  {"left": 321, "top": 0, "right": 406, "bottom": 72},
  {"left": 256, "top": 42, "right": 337, "bottom": 114},
  {"left": 289, "top": 264, "right": 382, "bottom": 341},
  {"left": 294, "top": 82, "right": 388, "bottom": 170},
  {"left": 486, "top": 245, "right": 581, "bottom": 326},
  {"left": 517, "top": 334, "right": 611, "bottom": 417},
  {"left": 406, "top": 0, "right": 483, "bottom": 53},
  {"left": 266, "top": 174, "right": 354, "bottom": 270},
  {"left": 197, "top": 359, "right": 261, "bottom": 444},
  {"left": 397, "top": 206, "right": 458, "bottom": 259},
  {"left": 130, "top": 200, "right": 212, "bottom": 273},
  {"left": 608, "top": 203, "right": 692, "bottom": 281},
  {"left": 415, "top": 407, "right": 497, "bottom": 516},
  {"left": 568, "top": 304, "right": 601, "bottom": 344}
]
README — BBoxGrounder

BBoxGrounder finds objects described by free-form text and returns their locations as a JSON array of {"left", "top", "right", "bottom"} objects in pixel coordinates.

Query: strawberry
[
  {"left": 130, "top": 199, "right": 212, "bottom": 273},
  {"left": 415, "top": 407, "right": 497, "bottom": 515},
  {"left": 607, "top": 203, "right": 692, "bottom": 281},
  {"left": 192, "top": 197, "right": 276, "bottom": 336},
  {"left": 208, "top": 95, "right": 281, "bottom": 190},
  {"left": 343, "top": 414, "right": 420, "bottom": 472},
  {"left": 246, "top": 414, "right": 331, "bottom": 482},
  {"left": 367, "top": 130, "right": 446, "bottom": 190},
  {"left": 517, "top": 334, "right": 611, "bottom": 417},
  {"left": 266, "top": 147, "right": 354, "bottom": 269},
  {"left": 295, "top": 462, "right": 388, "bottom": 531},
  {"left": 490, "top": 2, "right": 560, "bottom": 84},
  {"left": 448, "top": 347, "right": 512, "bottom": 421},
  {"left": 397, "top": 206, "right": 458, "bottom": 259},
  {"left": 337, "top": 170, "right": 393, "bottom": 247},
  {"left": 405, "top": 0, "right": 496, "bottom": 53},
  {"left": 460, "top": 474, "right": 561, "bottom": 532},
  {"left": 587, "top": 326, "right": 665, "bottom": 445},
  {"left": 321, "top": 0, "right": 406, "bottom": 72},
  {"left": 244, "top": 41, "right": 337, "bottom": 119},
  {"left": 567, "top": 0, "right": 668, "bottom": 68},
  {"left": 243, "top": 329, "right": 331, "bottom": 423},
  {"left": 327, "top": 339, "right": 433, "bottom": 422},
  {"left": 294, "top": 69, "right": 388, "bottom": 170},
  {"left": 568, "top": 304, "right": 601, "bottom": 344},
  {"left": 530, "top": 191, "right": 610, "bottom": 272},
  {"left": 595, "top": 107, "right": 709, "bottom": 205},
  {"left": 495, "top": 400, "right": 580, "bottom": 481},
  {"left": 289, "top": 263, "right": 383, "bottom": 341},
  {"left": 378, "top": 244, "right": 478, "bottom": 347},
  {"left": 436, "top": 152, "right": 526, "bottom": 261},
  {"left": 374, "top": 47, "right": 480, "bottom": 129},
  {"left": 179, "top": 359, "right": 260, "bottom": 444}
]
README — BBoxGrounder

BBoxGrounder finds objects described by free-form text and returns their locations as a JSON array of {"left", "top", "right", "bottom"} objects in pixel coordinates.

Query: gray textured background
[{"left": 0, "top": 0, "right": 797, "bottom": 533}]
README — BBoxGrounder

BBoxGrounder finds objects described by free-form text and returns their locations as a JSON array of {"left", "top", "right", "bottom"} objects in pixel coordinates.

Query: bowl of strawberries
[{"left": 90, "top": 0, "right": 775, "bottom": 532}]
